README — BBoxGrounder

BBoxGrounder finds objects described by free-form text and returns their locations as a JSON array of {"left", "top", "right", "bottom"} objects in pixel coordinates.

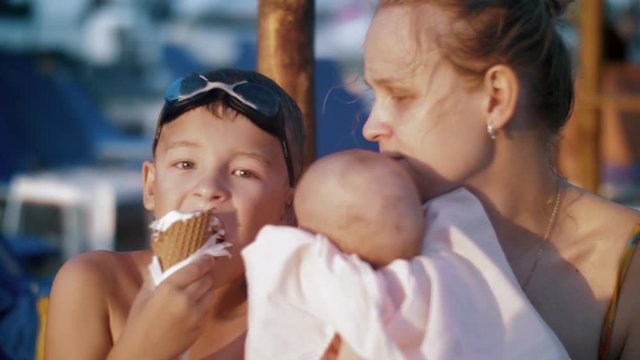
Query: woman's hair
[
  {"left": 378, "top": 0, "right": 575, "bottom": 134},
  {"left": 155, "top": 68, "right": 306, "bottom": 183}
]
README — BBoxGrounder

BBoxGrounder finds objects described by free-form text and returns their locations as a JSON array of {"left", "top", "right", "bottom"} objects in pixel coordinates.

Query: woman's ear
[
  {"left": 142, "top": 161, "right": 156, "bottom": 212},
  {"left": 483, "top": 64, "right": 519, "bottom": 131}
]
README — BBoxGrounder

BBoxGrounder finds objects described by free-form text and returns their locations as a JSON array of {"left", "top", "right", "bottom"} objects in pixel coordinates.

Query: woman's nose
[{"left": 362, "top": 105, "right": 392, "bottom": 142}]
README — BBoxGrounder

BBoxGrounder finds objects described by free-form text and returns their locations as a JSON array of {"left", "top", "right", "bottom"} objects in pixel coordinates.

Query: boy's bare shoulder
[
  {"left": 46, "top": 251, "right": 151, "bottom": 357},
  {"left": 52, "top": 250, "right": 150, "bottom": 299}
]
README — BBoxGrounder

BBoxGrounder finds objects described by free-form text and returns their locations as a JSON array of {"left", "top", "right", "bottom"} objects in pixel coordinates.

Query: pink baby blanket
[{"left": 242, "top": 188, "right": 569, "bottom": 359}]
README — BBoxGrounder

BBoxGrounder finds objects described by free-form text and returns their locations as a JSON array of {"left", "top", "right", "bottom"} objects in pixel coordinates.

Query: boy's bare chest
[
  {"left": 107, "top": 253, "right": 149, "bottom": 342},
  {"left": 188, "top": 319, "right": 247, "bottom": 359},
  {"left": 107, "top": 274, "right": 143, "bottom": 342}
]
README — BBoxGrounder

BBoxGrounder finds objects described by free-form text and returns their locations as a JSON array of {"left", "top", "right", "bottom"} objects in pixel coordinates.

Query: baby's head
[{"left": 294, "top": 149, "right": 424, "bottom": 268}]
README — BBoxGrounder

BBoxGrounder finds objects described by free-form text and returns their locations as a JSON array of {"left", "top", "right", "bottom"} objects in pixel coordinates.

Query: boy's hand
[{"left": 108, "top": 255, "right": 216, "bottom": 360}]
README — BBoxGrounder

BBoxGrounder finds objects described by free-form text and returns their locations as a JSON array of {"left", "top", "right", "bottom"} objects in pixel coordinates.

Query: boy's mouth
[{"left": 209, "top": 215, "right": 226, "bottom": 244}]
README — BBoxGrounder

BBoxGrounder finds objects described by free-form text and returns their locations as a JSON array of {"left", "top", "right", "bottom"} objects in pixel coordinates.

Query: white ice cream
[{"left": 149, "top": 210, "right": 202, "bottom": 232}]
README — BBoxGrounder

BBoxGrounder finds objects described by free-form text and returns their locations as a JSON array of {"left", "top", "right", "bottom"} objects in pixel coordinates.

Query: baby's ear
[{"left": 142, "top": 161, "right": 156, "bottom": 211}]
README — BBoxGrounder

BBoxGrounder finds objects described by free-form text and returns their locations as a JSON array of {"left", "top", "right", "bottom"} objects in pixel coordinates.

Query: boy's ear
[
  {"left": 281, "top": 189, "right": 296, "bottom": 226},
  {"left": 483, "top": 64, "right": 519, "bottom": 131},
  {"left": 142, "top": 161, "right": 156, "bottom": 212}
]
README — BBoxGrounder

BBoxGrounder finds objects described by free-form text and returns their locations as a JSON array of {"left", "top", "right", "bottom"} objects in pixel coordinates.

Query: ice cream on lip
[
  {"left": 150, "top": 209, "right": 226, "bottom": 241},
  {"left": 149, "top": 209, "right": 229, "bottom": 271}
]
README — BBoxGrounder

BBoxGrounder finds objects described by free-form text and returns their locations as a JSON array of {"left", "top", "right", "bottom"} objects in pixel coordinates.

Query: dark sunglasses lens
[
  {"left": 234, "top": 83, "right": 280, "bottom": 118},
  {"left": 164, "top": 75, "right": 207, "bottom": 102}
]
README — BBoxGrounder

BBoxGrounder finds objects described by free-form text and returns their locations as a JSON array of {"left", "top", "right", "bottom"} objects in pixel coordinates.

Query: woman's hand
[{"left": 108, "top": 255, "right": 216, "bottom": 360}]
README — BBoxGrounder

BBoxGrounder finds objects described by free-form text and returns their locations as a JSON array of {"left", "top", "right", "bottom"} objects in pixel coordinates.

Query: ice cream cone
[{"left": 150, "top": 209, "right": 220, "bottom": 271}]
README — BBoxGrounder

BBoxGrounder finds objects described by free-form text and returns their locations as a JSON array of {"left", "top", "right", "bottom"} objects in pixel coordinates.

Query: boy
[{"left": 45, "top": 69, "right": 305, "bottom": 359}]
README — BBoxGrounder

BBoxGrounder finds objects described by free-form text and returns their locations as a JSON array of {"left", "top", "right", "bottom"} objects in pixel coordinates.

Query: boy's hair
[{"left": 153, "top": 68, "right": 305, "bottom": 184}]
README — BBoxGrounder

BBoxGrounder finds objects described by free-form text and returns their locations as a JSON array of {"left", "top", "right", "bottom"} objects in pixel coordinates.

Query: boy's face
[{"left": 142, "top": 106, "right": 293, "bottom": 288}]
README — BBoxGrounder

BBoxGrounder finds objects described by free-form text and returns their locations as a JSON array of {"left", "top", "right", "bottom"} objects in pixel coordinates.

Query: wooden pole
[
  {"left": 574, "top": 0, "right": 603, "bottom": 192},
  {"left": 257, "top": 0, "right": 315, "bottom": 167}
]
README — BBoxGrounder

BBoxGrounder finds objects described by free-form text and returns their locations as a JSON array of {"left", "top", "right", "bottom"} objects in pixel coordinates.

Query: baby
[
  {"left": 294, "top": 149, "right": 425, "bottom": 269},
  {"left": 242, "top": 149, "right": 570, "bottom": 360}
]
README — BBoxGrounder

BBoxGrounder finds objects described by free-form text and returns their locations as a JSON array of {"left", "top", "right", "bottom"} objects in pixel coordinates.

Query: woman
[
  {"left": 44, "top": 68, "right": 305, "bottom": 359},
  {"left": 362, "top": 1, "right": 640, "bottom": 359}
]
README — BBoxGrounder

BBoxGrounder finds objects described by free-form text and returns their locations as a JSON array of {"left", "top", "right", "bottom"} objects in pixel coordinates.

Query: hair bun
[
  {"left": 542, "top": 0, "right": 573, "bottom": 18},
  {"left": 546, "top": 0, "right": 574, "bottom": 18}
]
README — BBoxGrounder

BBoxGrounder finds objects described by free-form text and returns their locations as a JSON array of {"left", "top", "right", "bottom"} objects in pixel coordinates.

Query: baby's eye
[
  {"left": 175, "top": 161, "right": 194, "bottom": 170},
  {"left": 232, "top": 169, "right": 255, "bottom": 178}
]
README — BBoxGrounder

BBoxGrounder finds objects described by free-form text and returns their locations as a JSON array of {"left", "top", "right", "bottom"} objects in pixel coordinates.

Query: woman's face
[
  {"left": 363, "top": 5, "right": 490, "bottom": 200},
  {"left": 143, "top": 106, "right": 292, "bottom": 288}
]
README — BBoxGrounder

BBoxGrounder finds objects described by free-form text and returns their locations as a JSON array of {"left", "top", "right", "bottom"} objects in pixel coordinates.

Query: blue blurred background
[
  {"left": 0, "top": 0, "right": 377, "bottom": 273},
  {"left": 0, "top": 1, "right": 377, "bottom": 358}
]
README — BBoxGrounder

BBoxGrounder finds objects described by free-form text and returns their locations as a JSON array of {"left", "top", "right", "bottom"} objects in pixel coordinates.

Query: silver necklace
[{"left": 521, "top": 184, "right": 562, "bottom": 288}]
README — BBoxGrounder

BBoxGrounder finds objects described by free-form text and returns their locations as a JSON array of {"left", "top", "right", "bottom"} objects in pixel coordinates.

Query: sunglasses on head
[{"left": 160, "top": 74, "right": 295, "bottom": 186}]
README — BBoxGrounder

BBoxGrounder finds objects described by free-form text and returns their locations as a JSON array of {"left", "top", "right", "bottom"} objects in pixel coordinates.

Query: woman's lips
[{"left": 380, "top": 150, "right": 406, "bottom": 161}]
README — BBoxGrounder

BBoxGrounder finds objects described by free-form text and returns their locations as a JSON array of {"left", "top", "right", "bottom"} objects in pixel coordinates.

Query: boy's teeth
[{"left": 215, "top": 233, "right": 226, "bottom": 244}]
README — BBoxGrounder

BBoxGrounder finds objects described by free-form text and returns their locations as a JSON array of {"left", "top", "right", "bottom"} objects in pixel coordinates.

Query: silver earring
[{"left": 487, "top": 123, "right": 498, "bottom": 140}]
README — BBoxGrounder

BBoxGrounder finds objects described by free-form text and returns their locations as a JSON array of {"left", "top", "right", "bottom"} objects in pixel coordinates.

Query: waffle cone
[{"left": 151, "top": 209, "right": 214, "bottom": 271}]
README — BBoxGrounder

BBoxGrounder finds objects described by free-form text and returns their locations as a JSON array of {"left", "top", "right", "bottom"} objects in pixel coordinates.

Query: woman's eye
[
  {"left": 233, "top": 169, "right": 254, "bottom": 178},
  {"left": 391, "top": 93, "right": 411, "bottom": 102},
  {"left": 175, "top": 161, "right": 194, "bottom": 170}
]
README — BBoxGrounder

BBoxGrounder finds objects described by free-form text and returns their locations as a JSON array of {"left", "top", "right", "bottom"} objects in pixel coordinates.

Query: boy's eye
[
  {"left": 232, "top": 169, "right": 255, "bottom": 178},
  {"left": 175, "top": 161, "right": 194, "bottom": 170}
]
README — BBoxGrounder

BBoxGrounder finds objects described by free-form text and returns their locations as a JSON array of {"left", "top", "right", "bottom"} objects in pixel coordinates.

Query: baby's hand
[{"left": 108, "top": 255, "right": 216, "bottom": 359}]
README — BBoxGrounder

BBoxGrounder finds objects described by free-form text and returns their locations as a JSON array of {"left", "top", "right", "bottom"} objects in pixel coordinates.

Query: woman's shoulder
[
  {"left": 562, "top": 186, "right": 640, "bottom": 358},
  {"left": 566, "top": 186, "right": 640, "bottom": 238}
]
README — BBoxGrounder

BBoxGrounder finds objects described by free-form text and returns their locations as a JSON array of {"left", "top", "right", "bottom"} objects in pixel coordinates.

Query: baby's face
[{"left": 143, "top": 106, "right": 292, "bottom": 287}]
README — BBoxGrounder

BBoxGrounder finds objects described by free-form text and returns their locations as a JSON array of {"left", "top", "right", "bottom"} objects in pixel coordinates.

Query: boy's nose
[
  {"left": 193, "top": 175, "right": 229, "bottom": 204},
  {"left": 362, "top": 107, "right": 392, "bottom": 142}
]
